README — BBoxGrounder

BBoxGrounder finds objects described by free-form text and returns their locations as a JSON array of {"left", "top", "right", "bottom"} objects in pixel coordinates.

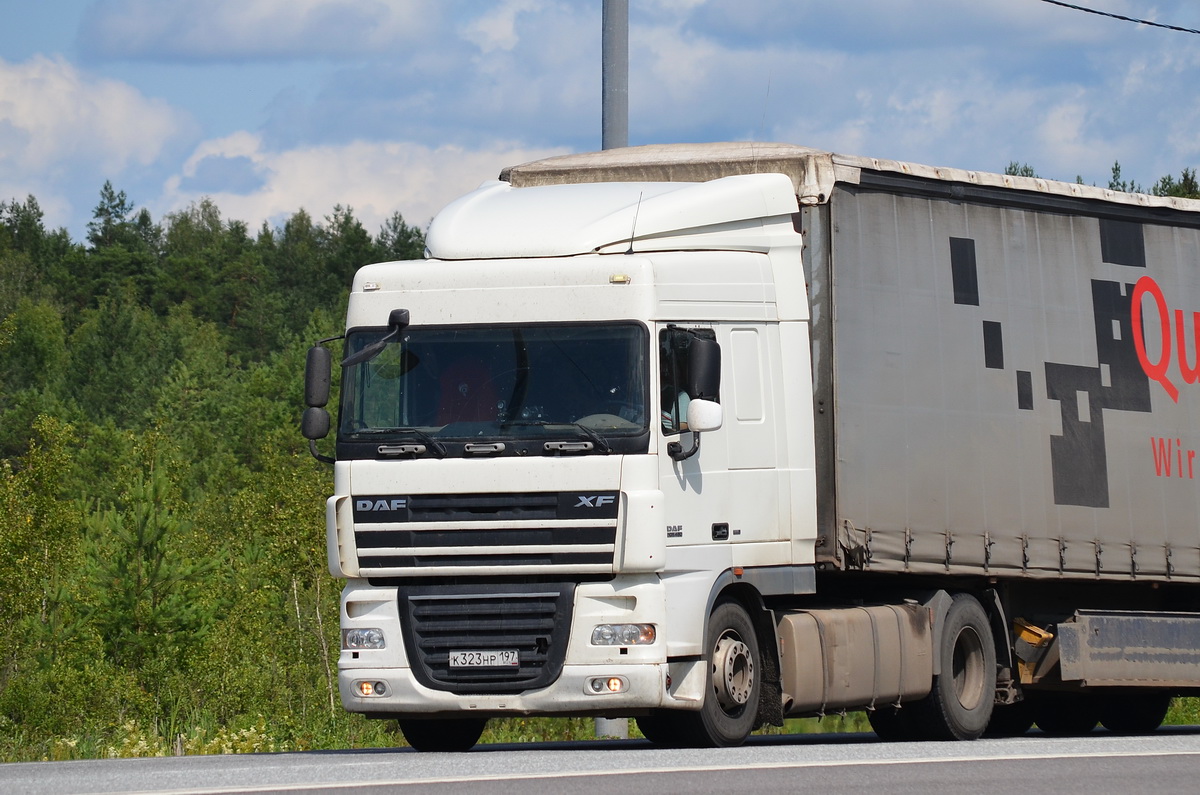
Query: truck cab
[{"left": 303, "top": 169, "right": 818, "bottom": 749}]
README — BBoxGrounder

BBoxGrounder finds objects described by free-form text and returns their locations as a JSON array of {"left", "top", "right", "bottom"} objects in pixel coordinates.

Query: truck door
[{"left": 657, "top": 324, "right": 783, "bottom": 557}]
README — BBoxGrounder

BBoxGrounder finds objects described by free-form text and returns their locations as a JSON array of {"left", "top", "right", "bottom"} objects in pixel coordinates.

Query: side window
[{"left": 659, "top": 327, "right": 717, "bottom": 435}]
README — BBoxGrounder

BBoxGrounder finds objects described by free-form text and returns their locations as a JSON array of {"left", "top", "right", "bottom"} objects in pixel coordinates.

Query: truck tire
[
  {"left": 635, "top": 712, "right": 690, "bottom": 747},
  {"left": 677, "top": 599, "right": 761, "bottom": 747},
  {"left": 917, "top": 593, "right": 996, "bottom": 740},
  {"left": 1032, "top": 692, "right": 1098, "bottom": 736},
  {"left": 397, "top": 717, "right": 487, "bottom": 752},
  {"left": 868, "top": 705, "right": 926, "bottom": 742},
  {"left": 982, "top": 699, "right": 1034, "bottom": 738},
  {"left": 1098, "top": 691, "right": 1172, "bottom": 735}
]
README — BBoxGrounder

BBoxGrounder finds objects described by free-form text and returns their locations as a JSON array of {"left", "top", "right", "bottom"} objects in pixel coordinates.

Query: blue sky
[{"left": 3, "top": 0, "right": 1200, "bottom": 240}]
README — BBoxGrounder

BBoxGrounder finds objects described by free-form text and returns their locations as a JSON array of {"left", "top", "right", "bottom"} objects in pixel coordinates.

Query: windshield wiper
[
  {"left": 356, "top": 427, "right": 448, "bottom": 458},
  {"left": 504, "top": 420, "right": 611, "bottom": 454},
  {"left": 567, "top": 422, "right": 611, "bottom": 454}
]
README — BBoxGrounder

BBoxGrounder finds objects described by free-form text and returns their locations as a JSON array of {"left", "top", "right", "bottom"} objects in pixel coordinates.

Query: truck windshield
[{"left": 339, "top": 322, "right": 648, "bottom": 452}]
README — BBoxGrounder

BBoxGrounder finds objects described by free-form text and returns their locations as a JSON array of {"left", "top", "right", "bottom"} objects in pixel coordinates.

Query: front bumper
[{"left": 340, "top": 661, "right": 671, "bottom": 717}]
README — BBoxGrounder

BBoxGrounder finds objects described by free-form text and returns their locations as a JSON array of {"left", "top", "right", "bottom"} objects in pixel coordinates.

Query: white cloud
[
  {"left": 159, "top": 135, "right": 568, "bottom": 234},
  {"left": 0, "top": 55, "right": 187, "bottom": 174},
  {"left": 461, "top": 0, "right": 546, "bottom": 54},
  {"left": 0, "top": 55, "right": 191, "bottom": 229}
]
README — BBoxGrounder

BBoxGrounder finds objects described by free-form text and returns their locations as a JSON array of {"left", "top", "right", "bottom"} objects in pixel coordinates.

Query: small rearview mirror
[
  {"left": 301, "top": 407, "right": 330, "bottom": 440},
  {"left": 686, "top": 398, "right": 722, "bottom": 434}
]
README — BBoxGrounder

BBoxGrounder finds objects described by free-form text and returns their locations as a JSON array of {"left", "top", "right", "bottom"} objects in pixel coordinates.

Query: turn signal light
[
  {"left": 586, "top": 676, "right": 627, "bottom": 694},
  {"left": 356, "top": 680, "right": 389, "bottom": 697}
]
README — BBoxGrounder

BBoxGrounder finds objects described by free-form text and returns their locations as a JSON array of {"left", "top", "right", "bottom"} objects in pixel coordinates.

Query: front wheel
[
  {"left": 397, "top": 717, "right": 487, "bottom": 752},
  {"left": 868, "top": 705, "right": 926, "bottom": 742},
  {"left": 675, "top": 600, "right": 761, "bottom": 747}
]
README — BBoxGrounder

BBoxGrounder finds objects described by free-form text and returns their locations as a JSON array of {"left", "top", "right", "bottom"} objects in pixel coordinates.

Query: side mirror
[
  {"left": 668, "top": 333, "right": 722, "bottom": 462},
  {"left": 301, "top": 406, "right": 330, "bottom": 440},
  {"left": 687, "top": 336, "right": 721, "bottom": 400},
  {"left": 686, "top": 398, "right": 722, "bottom": 433},
  {"left": 305, "top": 345, "right": 332, "bottom": 407},
  {"left": 303, "top": 340, "right": 337, "bottom": 464}
]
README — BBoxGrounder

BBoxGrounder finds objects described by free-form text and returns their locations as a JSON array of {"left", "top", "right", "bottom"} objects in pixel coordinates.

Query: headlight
[
  {"left": 343, "top": 628, "right": 386, "bottom": 649},
  {"left": 591, "top": 623, "right": 656, "bottom": 645}
]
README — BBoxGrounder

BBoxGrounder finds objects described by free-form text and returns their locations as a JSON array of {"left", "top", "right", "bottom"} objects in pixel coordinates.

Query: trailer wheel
[
  {"left": 397, "top": 717, "right": 487, "bottom": 752},
  {"left": 919, "top": 593, "right": 996, "bottom": 740},
  {"left": 1098, "top": 691, "right": 1172, "bottom": 735},
  {"left": 678, "top": 599, "right": 761, "bottom": 747},
  {"left": 1032, "top": 692, "right": 1098, "bottom": 736}
]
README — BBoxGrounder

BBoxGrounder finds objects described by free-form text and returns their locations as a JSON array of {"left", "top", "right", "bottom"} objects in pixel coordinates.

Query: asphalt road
[{"left": 4, "top": 729, "right": 1199, "bottom": 795}]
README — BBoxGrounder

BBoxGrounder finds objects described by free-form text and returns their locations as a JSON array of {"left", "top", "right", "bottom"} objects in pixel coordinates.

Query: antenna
[
  {"left": 626, "top": 191, "right": 643, "bottom": 255},
  {"left": 758, "top": 75, "right": 772, "bottom": 143}
]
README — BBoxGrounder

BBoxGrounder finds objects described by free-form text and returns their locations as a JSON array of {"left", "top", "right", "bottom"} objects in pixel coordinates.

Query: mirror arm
[
  {"left": 667, "top": 432, "right": 701, "bottom": 462},
  {"left": 309, "top": 439, "right": 335, "bottom": 465}
]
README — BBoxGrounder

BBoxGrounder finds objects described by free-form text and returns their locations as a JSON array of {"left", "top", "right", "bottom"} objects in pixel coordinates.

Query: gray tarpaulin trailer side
[{"left": 810, "top": 175, "right": 1200, "bottom": 584}]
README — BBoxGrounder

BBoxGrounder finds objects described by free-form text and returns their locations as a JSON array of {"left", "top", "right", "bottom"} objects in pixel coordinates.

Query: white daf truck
[{"left": 303, "top": 142, "right": 1200, "bottom": 750}]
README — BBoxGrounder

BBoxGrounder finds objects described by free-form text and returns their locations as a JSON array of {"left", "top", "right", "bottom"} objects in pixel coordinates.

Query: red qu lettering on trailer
[{"left": 1131, "top": 275, "right": 1200, "bottom": 402}]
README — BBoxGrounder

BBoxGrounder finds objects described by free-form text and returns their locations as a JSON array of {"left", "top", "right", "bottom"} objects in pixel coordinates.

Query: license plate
[{"left": 449, "top": 649, "right": 519, "bottom": 668}]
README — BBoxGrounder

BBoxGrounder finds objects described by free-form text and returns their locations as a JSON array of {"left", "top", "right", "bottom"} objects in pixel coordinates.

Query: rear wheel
[
  {"left": 1032, "top": 692, "right": 1099, "bottom": 736},
  {"left": 1098, "top": 691, "right": 1172, "bottom": 735},
  {"left": 674, "top": 600, "right": 761, "bottom": 747},
  {"left": 397, "top": 717, "right": 487, "bottom": 752},
  {"left": 916, "top": 593, "right": 996, "bottom": 740},
  {"left": 983, "top": 699, "right": 1035, "bottom": 738}
]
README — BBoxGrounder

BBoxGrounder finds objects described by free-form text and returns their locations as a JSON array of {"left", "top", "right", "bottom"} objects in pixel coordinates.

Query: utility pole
[
  {"left": 597, "top": 1, "right": 632, "bottom": 744},
  {"left": 602, "top": 0, "right": 628, "bottom": 150}
]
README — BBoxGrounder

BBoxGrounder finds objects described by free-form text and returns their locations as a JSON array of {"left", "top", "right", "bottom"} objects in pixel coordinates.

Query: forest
[
  {"left": 2, "top": 162, "right": 1199, "bottom": 761},
  {"left": 0, "top": 184, "right": 427, "bottom": 760}
]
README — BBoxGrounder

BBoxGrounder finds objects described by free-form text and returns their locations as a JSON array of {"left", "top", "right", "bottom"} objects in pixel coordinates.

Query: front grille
[
  {"left": 352, "top": 491, "right": 619, "bottom": 576},
  {"left": 397, "top": 583, "right": 574, "bottom": 694},
  {"left": 405, "top": 493, "right": 560, "bottom": 522}
]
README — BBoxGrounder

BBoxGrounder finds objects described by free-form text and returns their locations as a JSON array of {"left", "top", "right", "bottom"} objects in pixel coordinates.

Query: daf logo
[
  {"left": 356, "top": 498, "right": 408, "bottom": 512},
  {"left": 575, "top": 495, "right": 616, "bottom": 508}
]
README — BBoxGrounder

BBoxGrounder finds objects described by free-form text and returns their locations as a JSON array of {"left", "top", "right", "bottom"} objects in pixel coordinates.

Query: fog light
[
  {"left": 356, "top": 680, "right": 388, "bottom": 697},
  {"left": 591, "top": 623, "right": 656, "bottom": 646},
  {"left": 343, "top": 628, "right": 385, "bottom": 649},
  {"left": 586, "top": 676, "right": 627, "bottom": 694}
]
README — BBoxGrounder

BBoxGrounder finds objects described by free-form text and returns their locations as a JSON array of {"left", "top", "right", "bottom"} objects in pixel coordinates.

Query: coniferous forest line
[{"left": 4, "top": 170, "right": 1200, "bottom": 762}]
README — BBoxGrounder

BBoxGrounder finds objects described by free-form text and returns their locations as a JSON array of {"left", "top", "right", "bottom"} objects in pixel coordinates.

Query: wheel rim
[
  {"left": 951, "top": 626, "right": 985, "bottom": 710},
  {"left": 712, "top": 630, "right": 754, "bottom": 712}
]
